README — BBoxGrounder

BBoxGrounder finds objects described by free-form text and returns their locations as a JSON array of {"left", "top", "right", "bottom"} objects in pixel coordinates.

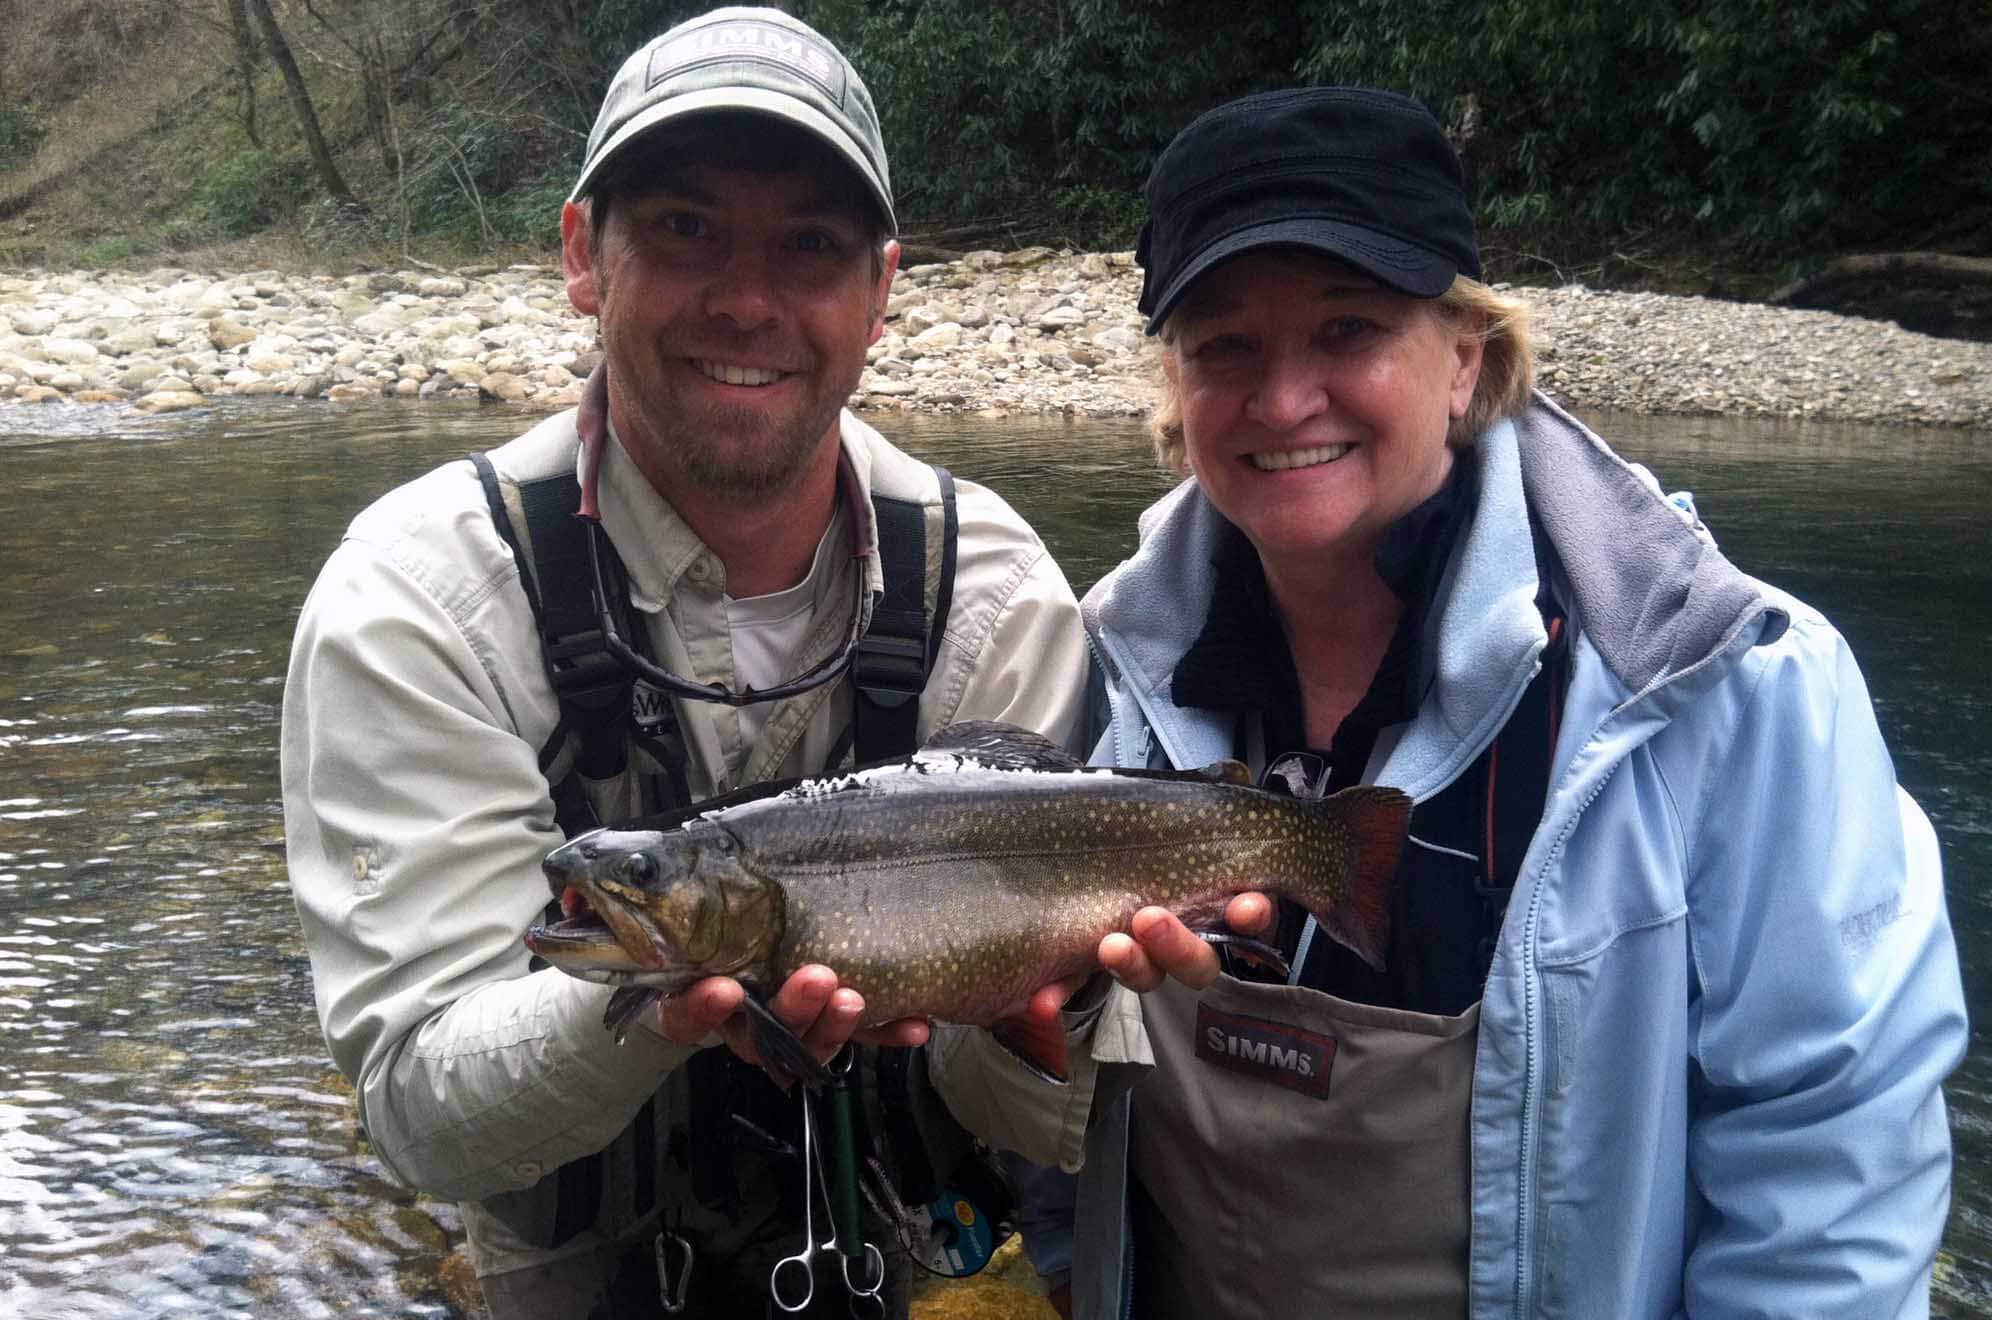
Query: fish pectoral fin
[
  {"left": 739, "top": 993, "right": 835, "bottom": 1091},
  {"left": 1198, "top": 930, "right": 1292, "bottom": 980},
  {"left": 604, "top": 986, "right": 662, "bottom": 1041},
  {"left": 988, "top": 1016, "right": 1070, "bottom": 1086}
]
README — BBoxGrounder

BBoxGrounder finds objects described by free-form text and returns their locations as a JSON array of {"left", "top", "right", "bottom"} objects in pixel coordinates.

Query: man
[{"left": 280, "top": 8, "right": 1089, "bottom": 1316}]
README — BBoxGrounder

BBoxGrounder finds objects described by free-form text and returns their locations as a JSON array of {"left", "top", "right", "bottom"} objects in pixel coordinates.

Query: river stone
[
  {"left": 349, "top": 311, "right": 407, "bottom": 338},
  {"left": 134, "top": 390, "right": 206, "bottom": 413},
  {"left": 208, "top": 319, "right": 257, "bottom": 350},
  {"left": 914, "top": 323, "right": 963, "bottom": 351},
  {"left": 479, "top": 373, "right": 531, "bottom": 402},
  {"left": 14, "top": 384, "right": 63, "bottom": 402},
  {"left": 116, "top": 360, "right": 166, "bottom": 390},
  {"left": 41, "top": 337, "right": 100, "bottom": 364}
]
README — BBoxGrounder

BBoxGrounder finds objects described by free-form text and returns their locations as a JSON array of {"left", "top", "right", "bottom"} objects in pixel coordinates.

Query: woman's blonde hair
[{"left": 1146, "top": 274, "right": 1537, "bottom": 474}]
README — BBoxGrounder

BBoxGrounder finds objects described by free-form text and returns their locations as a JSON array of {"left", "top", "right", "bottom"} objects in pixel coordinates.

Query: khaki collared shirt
[{"left": 281, "top": 406, "right": 1089, "bottom": 1257}]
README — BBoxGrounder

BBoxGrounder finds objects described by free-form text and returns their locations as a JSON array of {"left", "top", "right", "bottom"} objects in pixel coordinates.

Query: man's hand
[
  {"left": 1098, "top": 893, "right": 1273, "bottom": 992},
  {"left": 653, "top": 965, "right": 930, "bottom": 1079}
]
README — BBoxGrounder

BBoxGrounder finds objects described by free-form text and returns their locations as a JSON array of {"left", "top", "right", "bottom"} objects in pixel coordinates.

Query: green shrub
[
  {"left": 195, "top": 149, "right": 306, "bottom": 237},
  {"left": 76, "top": 233, "right": 146, "bottom": 267},
  {"left": 0, "top": 100, "right": 45, "bottom": 171},
  {"left": 483, "top": 173, "right": 571, "bottom": 249}
]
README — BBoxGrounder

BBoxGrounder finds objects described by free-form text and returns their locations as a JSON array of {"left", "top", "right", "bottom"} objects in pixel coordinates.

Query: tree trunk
[
  {"left": 244, "top": 0, "right": 360, "bottom": 208},
  {"left": 224, "top": 0, "right": 262, "bottom": 147},
  {"left": 1771, "top": 252, "right": 1992, "bottom": 304}
]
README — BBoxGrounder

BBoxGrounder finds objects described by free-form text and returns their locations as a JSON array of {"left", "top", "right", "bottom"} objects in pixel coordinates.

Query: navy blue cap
[{"left": 1137, "top": 87, "right": 1480, "bottom": 334}]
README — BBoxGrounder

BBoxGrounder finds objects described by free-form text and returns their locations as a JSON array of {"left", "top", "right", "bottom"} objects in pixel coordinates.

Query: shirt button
[
  {"left": 686, "top": 558, "right": 709, "bottom": 583},
  {"left": 515, "top": 1160, "right": 543, "bottom": 1179}
]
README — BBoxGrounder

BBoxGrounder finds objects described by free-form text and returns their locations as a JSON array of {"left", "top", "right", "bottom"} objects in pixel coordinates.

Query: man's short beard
[{"left": 670, "top": 399, "right": 841, "bottom": 498}]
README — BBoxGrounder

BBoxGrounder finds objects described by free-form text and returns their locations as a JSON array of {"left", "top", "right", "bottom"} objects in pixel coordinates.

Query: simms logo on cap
[
  {"left": 1195, "top": 1003, "right": 1336, "bottom": 1099},
  {"left": 648, "top": 19, "right": 845, "bottom": 101}
]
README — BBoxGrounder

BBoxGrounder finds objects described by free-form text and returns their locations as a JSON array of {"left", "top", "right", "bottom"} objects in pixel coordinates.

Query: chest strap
[{"left": 851, "top": 469, "right": 956, "bottom": 765}]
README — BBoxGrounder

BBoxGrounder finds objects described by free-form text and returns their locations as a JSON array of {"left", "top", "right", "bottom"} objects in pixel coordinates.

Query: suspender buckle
[
  {"left": 852, "top": 630, "right": 927, "bottom": 709},
  {"left": 545, "top": 627, "right": 633, "bottom": 709}
]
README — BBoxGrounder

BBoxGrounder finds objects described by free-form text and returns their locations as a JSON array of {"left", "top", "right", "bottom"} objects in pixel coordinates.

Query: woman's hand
[{"left": 1099, "top": 893, "right": 1274, "bottom": 992}]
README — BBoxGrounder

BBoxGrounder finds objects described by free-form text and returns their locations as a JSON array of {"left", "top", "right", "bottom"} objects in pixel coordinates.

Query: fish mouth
[{"left": 524, "top": 882, "right": 694, "bottom": 986}]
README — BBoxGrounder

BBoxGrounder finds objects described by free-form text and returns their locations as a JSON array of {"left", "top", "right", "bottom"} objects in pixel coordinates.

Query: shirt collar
[{"left": 1170, "top": 457, "right": 1479, "bottom": 741}]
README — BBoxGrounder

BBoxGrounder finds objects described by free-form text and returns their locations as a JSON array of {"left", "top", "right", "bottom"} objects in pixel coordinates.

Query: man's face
[{"left": 562, "top": 147, "right": 897, "bottom": 508}]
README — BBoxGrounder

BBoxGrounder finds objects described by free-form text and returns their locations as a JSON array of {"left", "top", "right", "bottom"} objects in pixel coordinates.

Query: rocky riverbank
[{"left": 3, "top": 249, "right": 1990, "bottom": 428}]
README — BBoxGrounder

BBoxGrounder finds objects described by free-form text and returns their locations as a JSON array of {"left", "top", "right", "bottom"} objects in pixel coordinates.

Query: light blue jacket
[{"left": 1073, "top": 395, "right": 1966, "bottom": 1318}]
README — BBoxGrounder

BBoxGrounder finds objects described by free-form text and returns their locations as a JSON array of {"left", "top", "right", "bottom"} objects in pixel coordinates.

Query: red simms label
[{"left": 1194, "top": 1003, "right": 1336, "bottom": 1100}]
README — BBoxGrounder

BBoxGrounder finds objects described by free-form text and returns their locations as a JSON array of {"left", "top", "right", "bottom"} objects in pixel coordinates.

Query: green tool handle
[{"left": 826, "top": 1057, "right": 866, "bottom": 1255}]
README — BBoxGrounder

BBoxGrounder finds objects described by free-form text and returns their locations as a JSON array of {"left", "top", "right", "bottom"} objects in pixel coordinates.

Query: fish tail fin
[{"left": 1319, "top": 786, "right": 1413, "bottom": 972}]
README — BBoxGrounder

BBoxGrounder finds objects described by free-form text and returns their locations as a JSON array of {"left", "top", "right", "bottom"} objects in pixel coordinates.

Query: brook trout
[{"left": 527, "top": 722, "right": 1410, "bottom": 1039}]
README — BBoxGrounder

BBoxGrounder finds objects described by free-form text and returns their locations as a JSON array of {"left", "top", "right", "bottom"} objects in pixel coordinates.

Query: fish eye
[{"left": 622, "top": 853, "right": 658, "bottom": 885}]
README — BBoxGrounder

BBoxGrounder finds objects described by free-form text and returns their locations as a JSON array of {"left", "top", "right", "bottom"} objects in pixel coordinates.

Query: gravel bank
[{"left": 3, "top": 249, "right": 1988, "bottom": 428}]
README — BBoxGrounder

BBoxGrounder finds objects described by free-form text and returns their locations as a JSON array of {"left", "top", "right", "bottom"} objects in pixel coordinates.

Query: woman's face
[{"left": 1164, "top": 250, "right": 1483, "bottom": 575}]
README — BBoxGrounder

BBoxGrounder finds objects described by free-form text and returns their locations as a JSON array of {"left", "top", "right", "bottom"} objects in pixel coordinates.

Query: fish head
[{"left": 530, "top": 822, "right": 784, "bottom": 987}]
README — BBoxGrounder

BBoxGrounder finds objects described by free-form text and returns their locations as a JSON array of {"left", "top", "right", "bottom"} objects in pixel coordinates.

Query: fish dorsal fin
[{"left": 917, "top": 720, "right": 1084, "bottom": 772}]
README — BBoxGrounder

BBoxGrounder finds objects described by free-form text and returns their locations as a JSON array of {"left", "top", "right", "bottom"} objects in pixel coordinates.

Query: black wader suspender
[
  {"left": 847, "top": 472, "right": 956, "bottom": 764},
  {"left": 469, "top": 451, "right": 959, "bottom": 1252}
]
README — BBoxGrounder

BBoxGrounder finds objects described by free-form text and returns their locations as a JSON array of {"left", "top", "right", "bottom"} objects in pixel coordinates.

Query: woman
[{"left": 949, "top": 86, "right": 1966, "bottom": 1319}]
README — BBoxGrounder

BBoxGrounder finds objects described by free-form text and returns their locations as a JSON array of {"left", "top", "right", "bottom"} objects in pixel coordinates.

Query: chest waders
[
  {"left": 1127, "top": 549, "right": 1570, "bottom": 1318},
  {"left": 471, "top": 453, "right": 1004, "bottom": 1316}
]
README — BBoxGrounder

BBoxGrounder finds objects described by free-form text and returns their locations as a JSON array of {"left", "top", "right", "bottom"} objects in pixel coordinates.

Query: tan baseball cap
[{"left": 569, "top": 6, "right": 894, "bottom": 232}]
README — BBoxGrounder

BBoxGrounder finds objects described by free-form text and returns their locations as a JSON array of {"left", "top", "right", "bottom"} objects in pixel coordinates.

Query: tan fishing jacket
[{"left": 280, "top": 405, "right": 1090, "bottom": 1281}]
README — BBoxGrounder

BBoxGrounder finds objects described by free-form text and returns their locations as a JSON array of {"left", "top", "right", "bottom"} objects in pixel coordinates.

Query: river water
[{"left": 0, "top": 399, "right": 1987, "bottom": 1317}]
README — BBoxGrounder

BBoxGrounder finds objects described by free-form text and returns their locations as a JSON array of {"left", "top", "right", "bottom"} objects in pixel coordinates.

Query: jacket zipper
[{"left": 1512, "top": 765, "right": 1613, "bottom": 1315}]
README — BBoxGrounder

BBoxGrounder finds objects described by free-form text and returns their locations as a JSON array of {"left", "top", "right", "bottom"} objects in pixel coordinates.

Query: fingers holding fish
[
  {"left": 851, "top": 1015, "right": 932, "bottom": 1049},
  {"left": 1102, "top": 894, "right": 1277, "bottom": 993},
  {"left": 653, "top": 971, "right": 753, "bottom": 1047},
  {"left": 1101, "top": 907, "right": 1209, "bottom": 992},
  {"left": 713, "top": 965, "right": 854, "bottom": 1075},
  {"left": 1022, "top": 972, "right": 1092, "bottom": 1022}
]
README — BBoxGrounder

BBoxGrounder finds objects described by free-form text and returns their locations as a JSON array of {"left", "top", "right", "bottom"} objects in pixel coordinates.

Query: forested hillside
[{"left": 2, "top": 0, "right": 1986, "bottom": 333}]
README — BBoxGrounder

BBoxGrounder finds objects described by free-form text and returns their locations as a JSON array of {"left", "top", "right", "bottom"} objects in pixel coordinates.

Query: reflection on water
[{"left": 0, "top": 399, "right": 1987, "bottom": 1316}]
